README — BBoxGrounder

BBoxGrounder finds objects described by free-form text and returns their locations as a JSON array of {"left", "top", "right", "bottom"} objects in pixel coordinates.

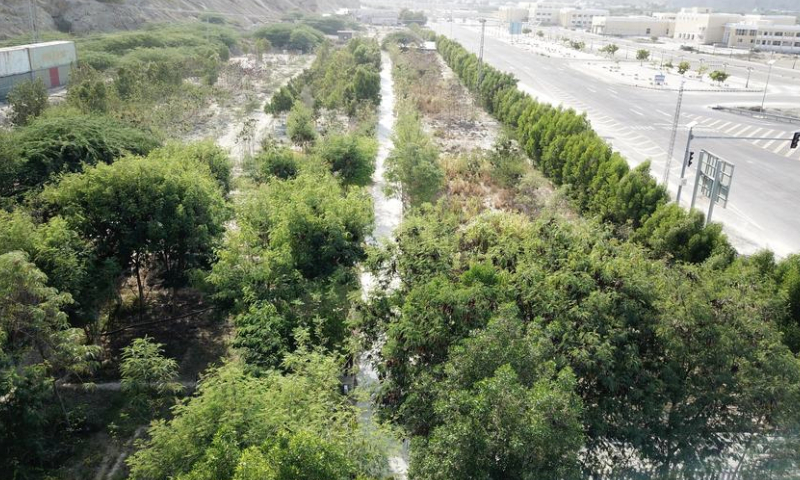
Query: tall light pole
[
  {"left": 663, "top": 80, "right": 686, "bottom": 186},
  {"left": 476, "top": 18, "right": 487, "bottom": 102},
  {"left": 760, "top": 59, "right": 776, "bottom": 112},
  {"left": 28, "top": 0, "right": 39, "bottom": 43},
  {"left": 745, "top": 67, "right": 753, "bottom": 88}
]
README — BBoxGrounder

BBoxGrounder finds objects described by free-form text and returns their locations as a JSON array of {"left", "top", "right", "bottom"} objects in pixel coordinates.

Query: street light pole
[
  {"left": 745, "top": 67, "right": 753, "bottom": 88},
  {"left": 476, "top": 19, "right": 487, "bottom": 102},
  {"left": 761, "top": 59, "right": 776, "bottom": 112}
]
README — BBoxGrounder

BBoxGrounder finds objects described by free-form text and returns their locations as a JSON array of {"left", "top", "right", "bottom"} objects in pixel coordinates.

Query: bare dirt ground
[{"left": 405, "top": 49, "right": 574, "bottom": 218}]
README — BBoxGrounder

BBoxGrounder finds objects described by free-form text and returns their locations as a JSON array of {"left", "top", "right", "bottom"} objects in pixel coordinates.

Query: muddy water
[{"left": 356, "top": 52, "right": 407, "bottom": 478}]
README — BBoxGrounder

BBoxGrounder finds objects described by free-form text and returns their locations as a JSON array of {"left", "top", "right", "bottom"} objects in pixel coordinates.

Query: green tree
[
  {"left": 255, "top": 38, "right": 272, "bottom": 61},
  {"left": 266, "top": 85, "right": 296, "bottom": 115},
  {"left": 43, "top": 153, "right": 227, "bottom": 315},
  {"left": 677, "top": 61, "right": 691, "bottom": 74},
  {"left": 3, "top": 114, "right": 159, "bottom": 195},
  {"left": 67, "top": 65, "right": 113, "bottom": 114},
  {"left": 0, "top": 252, "right": 99, "bottom": 471},
  {"left": 289, "top": 26, "right": 323, "bottom": 53},
  {"left": 148, "top": 140, "right": 232, "bottom": 194},
  {"left": 636, "top": 48, "right": 650, "bottom": 65},
  {"left": 0, "top": 210, "right": 114, "bottom": 331},
  {"left": 600, "top": 43, "right": 619, "bottom": 57},
  {"left": 120, "top": 336, "right": 182, "bottom": 411},
  {"left": 385, "top": 105, "right": 443, "bottom": 206},
  {"left": 318, "top": 134, "right": 377, "bottom": 186},
  {"left": 7, "top": 78, "right": 48, "bottom": 126},
  {"left": 126, "top": 352, "right": 388, "bottom": 479},
  {"left": 287, "top": 102, "right": 317, "bottom": 146},
  {"left": 252, "top": 144, "right": 300, "bottom": 181},
  {"left": 708, "top": 69, "right": 730, "bottom": 85}
]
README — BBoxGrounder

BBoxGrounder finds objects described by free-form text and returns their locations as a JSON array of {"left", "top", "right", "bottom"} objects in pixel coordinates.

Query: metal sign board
[
  {"left": 654, "top": 74, "right": 666, "bottom": 85},
  {"left": 698, "top": 149, "right": 734, "bottom": 208}
]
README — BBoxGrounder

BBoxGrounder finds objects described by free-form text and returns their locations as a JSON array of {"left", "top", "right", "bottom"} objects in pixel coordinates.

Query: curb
[{"left": 629, "top": 84, "right": 761, "bottom": 93}]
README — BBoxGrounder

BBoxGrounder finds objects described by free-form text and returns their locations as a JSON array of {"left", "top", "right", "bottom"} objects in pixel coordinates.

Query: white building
[
  {"left": 723, "top": 22, "right": 800, "bottom": 53},
  {"left": 673, "top": 7, "right": 743, "bottom": 45},
  {"left": 529, "top": 2, "right": 569, "bottom": 26},
  {"left": 497, "top": 6, "right": 529, "bottom": 23},
  {"left": 559, "top": 7, "right": 609, "bottom": 30},
  {"left": 592, "top": 16, "right": 673, "bottom": 37}
]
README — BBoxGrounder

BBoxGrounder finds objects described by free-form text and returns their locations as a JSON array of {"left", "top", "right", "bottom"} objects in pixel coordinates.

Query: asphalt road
[{"left": 432, "top": 22, "right": 800, "bottom": 256}]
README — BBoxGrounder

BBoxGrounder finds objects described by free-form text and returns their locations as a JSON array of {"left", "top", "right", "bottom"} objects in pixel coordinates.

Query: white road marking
[
  {"left": 716, "top": 121, "right": 732, "bottom": 131},
  {"left": 587, "top": 86, "right": 597, "bottom": 93},
  {"left": 773, "top": 142, "right": 787, "bottom": 154},
  {"left": 725, "top": 123, "right": 742, "bottom": 134},
  {"left": 706, "top": 119, "right": 722, "bottom": 127},
  {"left": 608, "top": 88, "right": 618, "bottom": 95},
  {"left": 762, "top": 139, "right": 778, "bottom": 149},
  {"left": 753, "top": 129, "right": 775, "bottom": 146},
  {"left": 629, "top": 108, "right": 645, "bottom": 117},
  {"left": 747, "top": 127, "right": 764, "bottom": 139},
  {"left": 733, "top": 125, "right": 753, "bottom": 137},
  {"left": 656, "top": 109, "right": 672, "bottom": 118}
]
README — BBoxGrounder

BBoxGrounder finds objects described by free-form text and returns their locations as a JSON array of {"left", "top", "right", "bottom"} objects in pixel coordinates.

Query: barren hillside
[{"left": 0, "top": 0, "right": 359, "bottom": 38}]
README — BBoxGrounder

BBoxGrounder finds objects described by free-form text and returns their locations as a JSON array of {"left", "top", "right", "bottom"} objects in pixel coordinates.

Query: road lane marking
[
  {"left": 656, "top": 109, "right": 672, "bottom": 118},
  {"left": 716, "top": 121, "right": 732, "bottom": 131},
  {"left": 724, "top": 123, "right": 742, "bottom": 134},
  {"left": 773, "top": 142, "right": 787, "bottom": 154},
  {"left": 608, "top": 88, "right": 618, "bottom": 95},
  {"left": 629, "top": 108, "right": 645, "bottom": 117},
  {"left": 732, "top": 125, "right": 753, "bottom": 137},
  {"left": 706, "top": 120, "right": 722, "bottom": 127},
  {"left": 754, "top": 129, "right": 776, "bottom": 146},
  {"left": 748, "top": 127, "right": 764, "bottom": 138},
  {"left": 587, "top": 86, "right": 597, "bottom": 93}
]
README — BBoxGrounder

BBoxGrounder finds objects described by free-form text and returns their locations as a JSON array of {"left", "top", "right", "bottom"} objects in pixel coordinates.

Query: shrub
[
  {"left": 7, "top": 78, "right": 48, "bottom": 126},
  {"left": 287, "top": 102, "right": 317, "bottom": 146}
]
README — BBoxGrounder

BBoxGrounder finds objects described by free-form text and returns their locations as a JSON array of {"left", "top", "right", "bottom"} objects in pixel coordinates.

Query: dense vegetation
[
  {"left": 5, "top": 16, "right": 800, "bottom": 479},
  {"left": 266, "top": 37, "right": 381, "bottom": 118},
  {"left": 125, "top": 36, "right": 387, "bottom": 478},
  {"left": 347, "top": 30, "right": 800, "bottom": 479}
]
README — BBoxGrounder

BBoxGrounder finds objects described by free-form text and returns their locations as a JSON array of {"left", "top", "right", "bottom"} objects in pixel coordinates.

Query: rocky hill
[{"left": 0, "top": 0, "right": 360, "bottom": 39}]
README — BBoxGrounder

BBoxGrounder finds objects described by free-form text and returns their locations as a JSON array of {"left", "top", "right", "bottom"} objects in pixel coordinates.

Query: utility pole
[
  {"left": 761, "top": 59, "right": 776, "bottom": 111},
  {"left": 476, "top": 18, "right": 487, "bottom": 101},
  {"left": 28, "top": 0, "right": 39, "bottom": 43},
  {"left": 662, "top": 80, "right": 686, "bottom": 186}
]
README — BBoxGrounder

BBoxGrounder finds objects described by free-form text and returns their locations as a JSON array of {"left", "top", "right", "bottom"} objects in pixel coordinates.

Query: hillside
[{"left": 0, "top": 0, "right": 359, "bottom": 39}]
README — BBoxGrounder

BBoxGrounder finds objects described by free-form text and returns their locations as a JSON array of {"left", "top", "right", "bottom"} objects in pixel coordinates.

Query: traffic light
[
  {"left": 791, "top": 132, "right": 800, "bottom": 149},
  {"left": 687, "top": 151, "right": 695, "bottom": 167}
]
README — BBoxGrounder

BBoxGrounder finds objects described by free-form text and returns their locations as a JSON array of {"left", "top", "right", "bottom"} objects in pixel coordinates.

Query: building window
[
  {"left": 775, "top": 32, "right": 783, "bottom": 37},
  {"left": 749, "top": 30, "right": 757, "bottom": 35},
  {"left": 646, "top": 28, "right": 651, "bottom": 34},
  {"left": 795, "top": 42, "right": 800, "bottom": 47},
  {"left": 773, "top": 40, "right": 781, "bottom": 45},
  {"left": 738, "top": 38, "right": 742, "bottom": 43}
]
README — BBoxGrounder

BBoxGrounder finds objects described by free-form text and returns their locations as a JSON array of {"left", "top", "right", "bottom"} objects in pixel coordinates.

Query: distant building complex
[
  {"left": 0, "top": 41, "right": 76, "bottom": 101},
  {"left": 501, "top": 2, "right": 800, "bottom": 53},
  {"left": 591, "top": 16, "right": 673, "bottom": 37}
]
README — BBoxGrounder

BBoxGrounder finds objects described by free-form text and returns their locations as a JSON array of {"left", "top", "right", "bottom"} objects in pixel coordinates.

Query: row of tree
[
  {"left": 125, "top": 38, "right": 392, "bottom": 478},
  {"left": 266, "top": 37, "right": 382, "bottom": 118},
  {"left": 435, "top": 35, "right": 733, "bottom": 265},
  {"left": 434, "top": 34, "right": 800, "bottom": 352}
]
